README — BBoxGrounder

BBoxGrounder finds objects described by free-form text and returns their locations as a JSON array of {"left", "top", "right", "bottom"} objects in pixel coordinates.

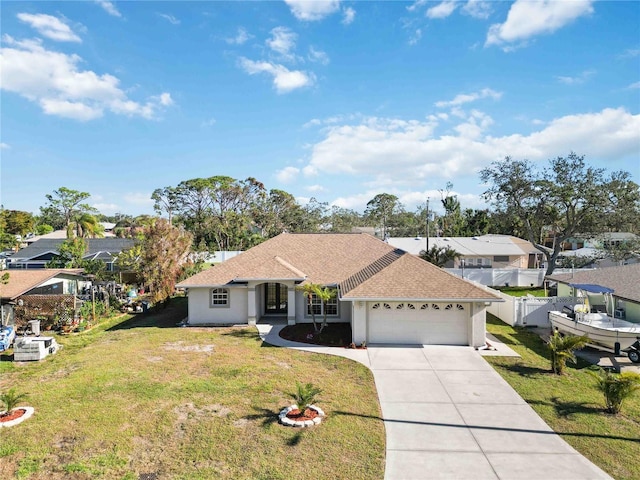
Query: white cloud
[
  {"left": 408, "top": 28, "right": 422, "bottom": 46},
  {"left": 555, "top": 69, "right": 595, "bottom": 85},
  {"left": 462, "top": 0, "right": 492, "bottom": 20},
  {"left": 0, "top": 142, "right": 10, "bottom": 149},
  {"left": 435, "top": 88, "right": 502, "bottom": 108},
  {"left": 275, "top": 166, "right": 300, "bottom": 183},
  {"left": 201, "top": 117, "right": 217, "bottom": 127},
  {"left": 426, "top": 1, "right": 458, "bottom": 19},
  {"left": 284, "top": 0, "right": 341, "bottom": 21},
  {"left": 123, "top": 192, "right": 154, "bottom": 208},
  {"left": 342, "top": 7, "right": 356, "bottom": 25},
  {"left": 300, "top": 108, "right": 639, "bottom": 191},
  {"left": 238, "top": 57, "right": 315, "bottom": 93},
  {"left": 486, "top": 0, "right": 594, "bottom": 49},
  {"left": 306, "top": 184, "right": 325, "bottom": 193},
  {"left": 158, "top": 13, "right": 180, "bottom": 25},
  {"left": 308, "top": 46, "right": 329, "bottom": 65},
  {"left": 92, "top": 202, "right": 120, "bottom": 214},
  {"left": 267, "top": 26, "right": 297, "bottom": 61},
  {"left": 619, "top": 48, "right": 640, "bottom": 59},
  {"left": 0, "top": 35, "right": 173, "bottom": 121},
  {"left": 225, "top": 27, "right": 252, "bottom": 45},
  {"left": 627, "top": 81, "right": 640, "bottom": 90},
  {"left": 17, "top": 13, "right": 81, "bottom": 42},
  {"left": 407, "top": 1, "right": 428, "bottom": 13},
  {"left": 95, "top": 1, "right": 122, "bottom": 18}
]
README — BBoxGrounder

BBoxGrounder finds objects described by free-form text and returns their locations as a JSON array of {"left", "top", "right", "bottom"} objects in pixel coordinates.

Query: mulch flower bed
[
  {"left": 279, "top": 323, "right": 352, "bottom": 347},
  {"left": 279, "top": 404, "right": 325, "bottom": 427},
  {"left": 286, "top": 408, "right": 319, "bottom": 422},
  {"left": 0, "top": 408, "right": 26, "bottom": 423}
]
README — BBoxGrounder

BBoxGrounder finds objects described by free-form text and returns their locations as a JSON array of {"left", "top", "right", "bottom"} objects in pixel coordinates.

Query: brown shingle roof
[
  {"left": 178, "top": 233, "right": 500, "bottom": 302},
  {"left": 547, "top": 263, "right": 640, "bottom": 303},
  {"left": 342, "top": 253, "right": 499, "bottom": 301},
  {"left": 0, "top": 269, "right": 85, "bottom": 301}
]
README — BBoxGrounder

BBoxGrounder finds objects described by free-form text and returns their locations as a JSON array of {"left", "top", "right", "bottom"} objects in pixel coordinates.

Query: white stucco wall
[
  {"left": 187, "top": 287, "right": 248, "bottom": 325},
  {"left": 470, "top": 302, "right": 487, "bottom": 348},
  {"left": 294, "top": 291, "right": 352, "bottom": 324}
]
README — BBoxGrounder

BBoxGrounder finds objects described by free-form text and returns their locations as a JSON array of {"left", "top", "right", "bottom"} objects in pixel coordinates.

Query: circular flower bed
[
  {"left": 279, "top": 404, "right": 325, "bottom": 427},
  {"left": 0, "top": 407, "right": 34, "bottom": 428}
]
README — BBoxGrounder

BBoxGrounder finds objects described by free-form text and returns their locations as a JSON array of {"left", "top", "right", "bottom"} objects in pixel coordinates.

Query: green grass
[
  {"left": 485, "top": 314, "right": 640, "bottom": 480},
  {"left": 0, "top": 298, "right": 385, "bottom": 479},
  {"left": 493, "top": 286, "right": 548, "bottom": 297}
]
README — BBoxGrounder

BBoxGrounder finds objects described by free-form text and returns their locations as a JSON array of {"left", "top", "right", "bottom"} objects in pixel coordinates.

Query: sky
[{"left": 1, "top": 0, "right": 639, "bottom": 218}]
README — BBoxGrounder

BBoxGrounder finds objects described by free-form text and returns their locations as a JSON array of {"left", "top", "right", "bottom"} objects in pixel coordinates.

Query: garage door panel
[{"left": 368, "top": 302, "right": 469, "bottom": 345}]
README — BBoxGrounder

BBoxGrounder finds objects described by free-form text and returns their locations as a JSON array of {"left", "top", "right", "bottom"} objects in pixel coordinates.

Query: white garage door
[{"left": 368, "top": 302, "right": 469, "bottom": 345}]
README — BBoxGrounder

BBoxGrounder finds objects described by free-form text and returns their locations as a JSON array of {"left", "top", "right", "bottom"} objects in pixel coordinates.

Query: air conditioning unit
[{"left": 614, "top": 308, "right": 625, "bottom": 319}]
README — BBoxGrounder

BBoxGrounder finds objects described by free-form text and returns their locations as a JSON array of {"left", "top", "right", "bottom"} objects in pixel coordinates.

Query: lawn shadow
[
  {"left": 503, "top": 363, "right": 549, "bottom": 378},
  {"left": 528, "top": 397, "right": 602, "bottom": 418},
  {"left": 221, "top": 328, "right": 262, "bottom": 341},
  {"left": 244, "top": 407, "right": 280, "bottom": 427},
  {"left": 107, "top": 299, "right": 188, "bottom": 331}
]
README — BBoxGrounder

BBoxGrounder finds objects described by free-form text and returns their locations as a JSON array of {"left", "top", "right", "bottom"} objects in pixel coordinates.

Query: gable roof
[
  {"left": 547, "top": 264, "right": 640, "bottom": 303},
  {"left": 178, "top": 233, "right": 500, "bottom": 302},
  {"left": 11, "top": 238, "right": 135, "bottom": 262},
  {"left": 0, "top": 269, "right": 85, "bottom": 301},
  {"left": 388, "top": 235, "right": 540, "bottom": 256},
  {"left": 342, "top": 253, "right": 498, "bottom": 301}
]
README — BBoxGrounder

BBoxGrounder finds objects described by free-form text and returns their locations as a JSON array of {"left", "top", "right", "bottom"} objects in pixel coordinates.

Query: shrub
[
  {"left": 292, "top": 382, "right": 322, "bottom": 410},
  {"left": 0, "top": 388, "right": 29, "bottom": 416},
  {"left": 546, "top": 330, "right": 588, "bottom": 374},
  {"left": 588, "top": 367, "right": 640, "bottom": 414}
]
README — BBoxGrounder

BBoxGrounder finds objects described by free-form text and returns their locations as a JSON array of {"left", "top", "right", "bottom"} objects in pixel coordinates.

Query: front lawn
[
  {"left": 0, "top": 298, "right": 385, "bottom": 479},
  {"left": 485, "top": 314, "right": 640, "bottom": 480}
]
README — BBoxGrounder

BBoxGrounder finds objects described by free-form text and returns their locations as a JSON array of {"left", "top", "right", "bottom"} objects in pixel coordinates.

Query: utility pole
[{"left": 425, "top": 197, "right": 430, "bottom": 252}]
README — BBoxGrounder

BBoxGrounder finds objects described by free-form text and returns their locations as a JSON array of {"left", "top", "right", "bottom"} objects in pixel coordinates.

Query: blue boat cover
[{"left": 568, "top": 283, "right": 614, "bottom": 294}]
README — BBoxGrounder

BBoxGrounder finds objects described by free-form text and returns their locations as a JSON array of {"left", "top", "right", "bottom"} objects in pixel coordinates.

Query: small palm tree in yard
[
  {"left": 296, "top": 283, "right": 322, "bottom": 333},
  {"left": 0, "top": 388, "right": 29, "bottom": 416},
  {"left": 547, "top": 330, "right": 588, "bottom": 375},
  {"left": 292, "top": 382, "right": 322, "bottom": 410},
  {"left": 315, "top": 286, "right": 337, "bottom": 334},
  {"left": 588, "top": 367, "right": 640, "bottom": 414}
]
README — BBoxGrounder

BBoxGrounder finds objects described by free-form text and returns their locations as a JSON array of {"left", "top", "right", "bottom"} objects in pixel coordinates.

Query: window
[
  {"left": 445, "top": 304, "right": 453, "bottom": 310},
  {"left": 306, "top": 290, "right": 338, "bottom": 316},
  {"left": 420, "top": 304, "right": 428, "bottom": 310},
  {"left": 432, "top": 304, "right": 440, "bottom": 310},
  {"left": 456, "top": 304, "right": 465, "bottom": 311},
  {"left": 396, "top": 303, "right": 405, "bottom": 310},
  {"left": 493, "top": 255, "right": 509, "bottom": 263},
  {"left": 372, "top": 303, "right": 381, "bottom": 309},
  {"left": 210, "top": 288, "right": 229, "bottom": 307},
  {"left": 408, "top": 304, "right": 416, "bottom": 310}
]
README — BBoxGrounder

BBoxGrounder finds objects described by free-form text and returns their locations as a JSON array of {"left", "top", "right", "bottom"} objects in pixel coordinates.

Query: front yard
[
  {"left": 0, "top": 298, "right": 385, "bottom": 479},
  {"left": 485, "top": 315, "right": 640, "bottom": 480}
]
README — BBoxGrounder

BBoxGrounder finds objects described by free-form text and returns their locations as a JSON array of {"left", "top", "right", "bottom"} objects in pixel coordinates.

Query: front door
[{"left": 265, "top": 283, "right": 288, "bottom": 314}]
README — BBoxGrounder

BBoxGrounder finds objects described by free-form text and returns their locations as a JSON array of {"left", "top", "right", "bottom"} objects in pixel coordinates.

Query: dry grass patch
[{"left": 0, "top": 298, "right": 384, "bottom": 479}]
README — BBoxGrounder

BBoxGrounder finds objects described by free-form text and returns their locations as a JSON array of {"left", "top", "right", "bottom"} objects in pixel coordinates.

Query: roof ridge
[
  {"left": 340, "top": 249, "right": 405, "bottom": 294},
  {"left": 273, "top": 255, "right": 307, "bottom": 279}
]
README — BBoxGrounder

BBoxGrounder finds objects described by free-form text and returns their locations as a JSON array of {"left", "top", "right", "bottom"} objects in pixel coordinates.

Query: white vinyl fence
[
  {"left": 486, "top": 290, "right": 575, "bottom": 328},
  {"left": 445, "top": 267, "right": 592, "bottom": 288}
]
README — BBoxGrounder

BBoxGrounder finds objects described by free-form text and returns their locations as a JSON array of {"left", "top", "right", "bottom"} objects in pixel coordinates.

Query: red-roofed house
[{"left": 177, "top": 233, "right": 501, "bottom": 347}]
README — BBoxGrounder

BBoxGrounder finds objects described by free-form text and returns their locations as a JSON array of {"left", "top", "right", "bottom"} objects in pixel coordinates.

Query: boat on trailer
[{"left": 548, "top": 283, "right": 640, "bottom": 363}]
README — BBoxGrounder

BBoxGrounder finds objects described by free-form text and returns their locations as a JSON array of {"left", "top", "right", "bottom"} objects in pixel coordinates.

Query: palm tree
[
  {"left": 0, "top": 388, "right": 28, "bottom": 416},
  {"left": 546, "top": 330, "right": 588, "bottom": 374},
  {"left": 315, "top": 286, "right": 337, "bottom": 334},
  {"left": 73, "top": 213, "right": 104, "bottom": 238},
  {"left": 292, "top": 382, "right": 322, "bottom": 411},
  {"left": 296, "top": 283, "right": 321, "bottom": 333},
  {"left": 588, "top": 368, "right": 640, "bottom": 414},
  {"left": 419, "top": 245, "right": 461, "bottom": 268}
]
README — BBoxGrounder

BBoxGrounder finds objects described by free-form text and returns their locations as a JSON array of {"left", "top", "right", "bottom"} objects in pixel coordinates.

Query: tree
[
  {"left": 151, "top": 186, "right": 179, "bottom": 225},
  {"left": 71, "top": 213, "right": 104, "bottom": 238},
  {"left": 315, "top": 286, "right": 337, "bottom": 334},
  {"left": 1, "top": 210, "right": 35, "bottom": 236},
  {"left": 480, "top": 153, "right": 640, "bottom": 275},
  {"left": 296, "top": 283, "right": 322, "bottom": 333},
  {"left": 546, "top": 330, "right": 588, "bottom": 375},
  {"left": 47, "top": 237, "right": 88, "bottom": 268},
  {"left": 325, "top": 206, "right": 362, "bottom": 233},
  {"left": 44, "top": 187, "right": 94, "bottom": 230},
  {"left": 439, "top": 182, "right": 464, "bottom": 236},
  {"left": 136, "top": 219, "right": 193, "bottom": 304},
  {"left": 419, "top": 245, "right": 461, "bottom": 268},
  {"left": 291, "top": 382, "right": 322, "bottom": 410},
  {"left": 365, "top": 193, "right": 402, "bottom": 239},
  {"left": 588, "top": 367, "right": 640, "bottom": 414}
]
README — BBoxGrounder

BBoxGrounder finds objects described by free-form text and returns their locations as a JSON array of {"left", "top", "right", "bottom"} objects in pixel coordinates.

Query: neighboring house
[
  {"left": 25, "top": 224, "right": 117, "bottom": 245},
  {"left": 177, "top": 233, "right": 501, "bottom": 347},
  {"left": 388, "top": 235, "right": 544, "bottom": 269},
  {"left": 0, "top": 269, "right": 89, "bottom": 326},
  {"left": 8, "top": 238, "right": 135, "bottom": 270},
  {"left": 546, "top": 263, "right": 640, "bottom": 323}
]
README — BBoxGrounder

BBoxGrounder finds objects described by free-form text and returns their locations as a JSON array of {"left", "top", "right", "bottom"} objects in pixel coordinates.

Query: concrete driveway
[
  {"left": 370, "top": 345, "right": 611, "bottom": 480},
  {"left": 256, "top": 324, "right": 611, "bottom": 480}
]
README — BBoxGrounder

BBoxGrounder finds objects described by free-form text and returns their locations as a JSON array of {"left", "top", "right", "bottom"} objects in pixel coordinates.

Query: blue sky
[{"left": 1, "top": 0, "right": 639, "bottom": 217}]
